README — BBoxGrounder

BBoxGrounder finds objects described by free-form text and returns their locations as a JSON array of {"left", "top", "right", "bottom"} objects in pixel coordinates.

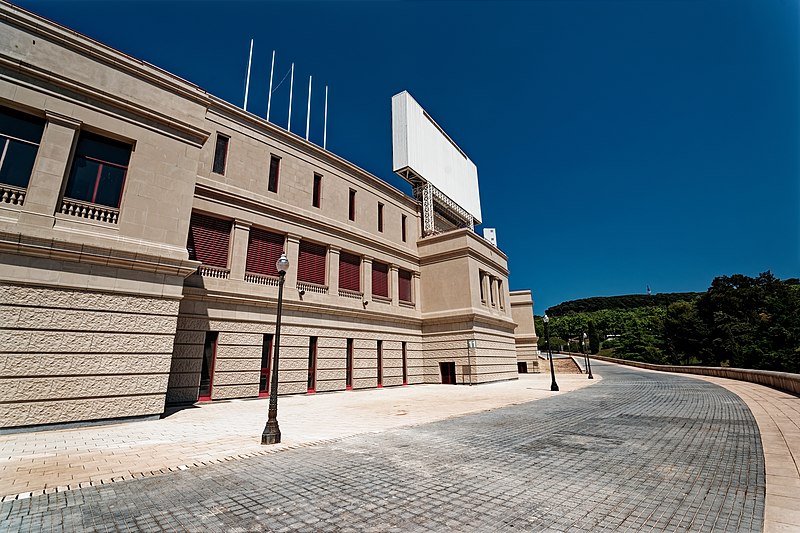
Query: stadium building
[{"left": 0, "top": 2, "right": 537, "bottom": 429}]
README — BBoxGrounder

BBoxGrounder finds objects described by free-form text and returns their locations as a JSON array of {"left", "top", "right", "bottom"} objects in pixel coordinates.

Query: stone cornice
[{"left": 0, "top": 230, "right": 199, "bottom": 278}]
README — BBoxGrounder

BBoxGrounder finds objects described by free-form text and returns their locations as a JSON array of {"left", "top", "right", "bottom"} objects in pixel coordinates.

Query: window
[
  {"left": 348, "top": 189, "right": 356, "bottom": 221},
  {"left": 377, "top": 340, "right": 383, "bottom": 387},
  {"left": 401, "top": 341, "right": 408, "bottom": 385},
  {"left": 339, "top": 252, "right": 361, "bottom": 292},
  {"left": 199, "top": 331, "right": 218, "bottom": 401},
  {"left": 297, "top": 240, "right": 327, "bottom": 286},
  {"left": 312, "top": 173, "right": 322, "bottom": 208},
  {"left": 0, "top": 105, "right": 45, "bottom": 189},
  {"left": 371, "top": 261, "right": 389, "bottom": 298},
  {"left": 479, "top": 271, "right": 486, "bottom": 304},
  {"left": 212, "top": 133, "right": 228, "bottom": 175},
  {"left": 268, "top": 155, "right": 280, "bottom": 193},
  {"left": 377, "top": 203, "right": 384, "bottom": 232},
  {"left": 401, "top": 215, "right": 407, "bottom": 242},
  {"left": 307, "top": 336, "right": 317, "bottom": 393},
  {"left": 246, "top": 228, "right": 284, "bottom": 277},
  {"left": 259, "top": 334, "right": 274, "bottom": 396},
  {"left": 187, "top": 212, "right": 232, "bottom": 268},
  {"left": 346, "top": 338, "right": 354, "bottom": 390},
  {"left": 64, "top": 131, "right": 131, "bottom": 208},
  {"left": 489, "top": 275, "right": 496, "bottom": 306},
  {"left": 398, "top": 269, "right": 412, "bottom": 303}
]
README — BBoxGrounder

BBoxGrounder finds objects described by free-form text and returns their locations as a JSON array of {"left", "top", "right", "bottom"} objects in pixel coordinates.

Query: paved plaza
[{"left": 1, "top": 361, "right": 798, "bottom": 532}]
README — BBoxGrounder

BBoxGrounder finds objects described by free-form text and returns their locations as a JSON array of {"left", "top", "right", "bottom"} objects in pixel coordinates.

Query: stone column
[
  {"left": 229, "top": 220, "right": 251, "bottom": 280},
  {"left": 18, "top": 111, "right": 81, "bottom": 229},
  {"left": 328, "top": 246, "right": 340, "bottom": 295},
  {"left": 390, "top": 264, "right": 399, "bottom": 306},
  {"left": 362, "top": 256, "right": 373, "bottom": 302},
  {"left": 285, "top": 234, "right": 301, "bottom": 288}
]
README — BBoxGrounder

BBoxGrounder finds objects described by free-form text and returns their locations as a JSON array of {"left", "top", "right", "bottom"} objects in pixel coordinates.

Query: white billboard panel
[{"left": 392, "top": 91, "right": 482, "bottom": 223}]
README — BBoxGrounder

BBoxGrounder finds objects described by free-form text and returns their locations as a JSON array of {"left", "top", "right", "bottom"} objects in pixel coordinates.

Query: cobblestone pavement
[{"left": 0, "top": 362, "right": 765, "bottom": 532}]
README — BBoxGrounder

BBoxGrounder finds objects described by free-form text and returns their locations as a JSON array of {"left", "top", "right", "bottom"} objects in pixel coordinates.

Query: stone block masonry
[{"left": 0, "top": 283, "right": 180, "bottom": 428}]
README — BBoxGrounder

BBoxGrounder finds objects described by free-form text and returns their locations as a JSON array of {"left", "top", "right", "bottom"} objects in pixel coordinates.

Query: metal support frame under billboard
[{"left": 413, "top": 181, "right": 475, "bottom": 237}]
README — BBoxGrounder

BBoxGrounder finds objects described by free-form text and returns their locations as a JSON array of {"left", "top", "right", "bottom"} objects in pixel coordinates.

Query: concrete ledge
[{"left": 591, "top": 355, "right": 800, "bottom": 397}]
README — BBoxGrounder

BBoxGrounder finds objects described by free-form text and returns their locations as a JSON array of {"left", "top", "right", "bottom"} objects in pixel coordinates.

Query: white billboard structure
[{"left": 392, "top": 91, "right": 481, "bottom": 236}]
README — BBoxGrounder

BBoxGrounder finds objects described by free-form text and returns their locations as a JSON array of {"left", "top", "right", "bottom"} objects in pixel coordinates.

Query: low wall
[{"left": 590, "top": 355, "right": 800, "bottom": 397}]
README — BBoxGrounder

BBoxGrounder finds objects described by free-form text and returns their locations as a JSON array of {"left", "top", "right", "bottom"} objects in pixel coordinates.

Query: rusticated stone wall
[
  {"left": 421, "top": 319, "right": 518, "bottom": 385},
  {"left": 167, "top": 298, "right": 424, "bottom": 404},
  {"left": 0, "top": 283, "right": 180, "bottom": 428}
]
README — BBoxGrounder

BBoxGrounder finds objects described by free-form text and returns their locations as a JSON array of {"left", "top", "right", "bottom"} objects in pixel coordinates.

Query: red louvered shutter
[
  {"left": 298, "top": 241, "right": 327, "bottom": 285},
  {"left": 372, "top": 261, "right": 389, "bottom": 298},
  {"left": 398, "top": 269, "right": 412, "bottom": 302},
  {"left": 188, "top": 213, "right": 231, "bottom": 268},
  {"left": 246, "top": 228, "right": 284, "bottom": 276},
  {"left": 339, "top": 252, "right": 361, "bottom": 292}
]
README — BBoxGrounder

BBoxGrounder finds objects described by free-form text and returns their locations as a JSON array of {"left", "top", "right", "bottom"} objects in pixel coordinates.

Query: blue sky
[{"left": 17, "top": 0, "right": 799, "bottom": 312}]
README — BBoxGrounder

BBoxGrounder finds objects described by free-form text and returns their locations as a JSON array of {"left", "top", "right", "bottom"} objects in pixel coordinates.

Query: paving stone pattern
[{"left": 0, "top": 363, "right": 765, "bottom": 532}]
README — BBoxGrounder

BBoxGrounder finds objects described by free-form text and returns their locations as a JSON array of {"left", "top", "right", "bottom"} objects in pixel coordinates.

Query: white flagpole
[
  {"left": 323, "top": 86, "right": 328, "bottom": 150},
  {"left": 266, "top": 50, "right": 275, "bottom": 121},
  {"left": 243, "top": 39, "right": 253, "bottom": 111},
  {"left": 305, "top": 76, "right": 312, "bottom": 141},
  {"left": 287, "top": 63, "right": 294, "bottom": 131}
]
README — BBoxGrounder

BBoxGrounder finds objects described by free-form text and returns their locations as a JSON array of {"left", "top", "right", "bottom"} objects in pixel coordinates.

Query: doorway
[
  {"left": 259, "top": 334, "right": 273, "bottom": 397},
  {"left": 199, "top": 331, "right": 218, "bottom": 401},
  {"left": 439, "top": 361, "right": 456, "bottom": 385},
  {"left": 518, "top": 362, "right": 528, "bottom": 374}
]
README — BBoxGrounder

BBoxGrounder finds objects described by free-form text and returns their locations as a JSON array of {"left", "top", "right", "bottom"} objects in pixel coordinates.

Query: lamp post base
[
  {"left": 261, "top": 418, "right": 281, "bottom": 445},
  {"left": 550, "top": 382, "right": 560, "bottom": 392}
]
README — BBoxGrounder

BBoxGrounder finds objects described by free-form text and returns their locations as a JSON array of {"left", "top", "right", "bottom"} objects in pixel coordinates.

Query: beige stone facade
[
  {"left": 510, "top": 290, "right": 540, "bottom": 373},
  {"left": 0, "top": 3, "right": 534, "bottom": 429}
]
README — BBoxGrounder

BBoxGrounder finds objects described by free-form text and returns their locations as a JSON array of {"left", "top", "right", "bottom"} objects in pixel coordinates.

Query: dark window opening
[
  {"left": 259, "top": 334, "right": 274, "bottom": 395},
  {"left": 346, "top": 338, "right": 354, "bottom": 390},
  {"left": 377, "top": 202, "right": 384, "bottom": 232},
  {"left": 401, "top": 215, "right": 407, "bottom": 242},
  {"left": 377, "top": 340, "right": 383, "bottom": 387},
  {"left": 199, "top": 331, "right": 218, "bottom": 400},
  {"left": 298, "top": 241, "right": 327, "bottom": 286},
  {"left": 187, "top": 212, "right": 232, "bottom": 268},
  {"left": 64, "top": 131, "right": 131, "bottom": 208},
  {"left": 212, "top": 134, "right": 228, "bottom": 175},
  {"left": 312, "top": 173, "right": 322, "bottom": 208},
  {"left": 0, "top": 105, "right": 45, "bottom": 189},
  {"left": 246, "top": 228, "right": 284, "bottom": 277},
  {"left": 307, "top": 336, "right": 318, "bottom": 393},
  {"left": 268, "top": 155, "right": 280, "bottom": 193},
  {"left": 398, "top": 269, "right": 412, "bottom": 303},
  {"left": 489, "top": 275, "right": 496, "bottom": 306},
  {"left": 339, "top": 252, "right": 361, "bottom": 292},
  {"left": 401, "top": 341, "right": 408, "bottom": 385},
  {"left": 348, "top": 189, "right": 356, "bottom": 221},
  {"left": 479, "top": 271, "right": 486, "bottom": 304},
  {"left": 372, "top": 261, "right": 389, "bottom": 298},
  {"left": 518, "top": 362, "right": 528, "bottom": 374}
]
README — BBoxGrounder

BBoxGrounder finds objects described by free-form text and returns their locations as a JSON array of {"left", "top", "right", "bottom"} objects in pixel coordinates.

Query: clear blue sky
[{"left": 17, "top": 0, "right": 799, "bottom": 312}]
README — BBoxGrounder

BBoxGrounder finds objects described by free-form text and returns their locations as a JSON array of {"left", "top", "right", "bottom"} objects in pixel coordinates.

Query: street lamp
[
  {"left": 262, "top": 252, "right": 290, "bottom": 445},
  {"left": 543, "top": 314, "right": 559, "bottom": 392},
  {"left": 582, "top": 332, "right": 593, "bottom": 379}
]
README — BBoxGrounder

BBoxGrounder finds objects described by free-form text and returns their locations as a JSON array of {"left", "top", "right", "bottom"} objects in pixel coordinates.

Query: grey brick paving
[{"left": 0, "top": 362, "right": 764, "bottom": 532}]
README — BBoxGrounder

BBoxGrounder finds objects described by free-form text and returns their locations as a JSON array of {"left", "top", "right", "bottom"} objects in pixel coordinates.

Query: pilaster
[{"left": 229, "top": 220, "right": 251, "bottom": 280}]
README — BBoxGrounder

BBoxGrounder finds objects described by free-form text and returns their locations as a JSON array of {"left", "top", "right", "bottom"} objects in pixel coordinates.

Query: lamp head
[
  {"left": 543, "top": 314, "right": 549, "bottom": 323},
  {"left": 583, "top": 332, "right": 587, "bottom": 340},
  {"left": 276, "top": 253, "right": 290, "bottom": 274}
]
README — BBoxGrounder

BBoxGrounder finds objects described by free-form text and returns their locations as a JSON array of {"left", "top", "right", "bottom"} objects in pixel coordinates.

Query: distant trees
[
  {"left": 546, "top": 292, "right": 703, "bottom": 316},
  {"left": 537, "top": 272, "right": 800, "bottom": 373}
]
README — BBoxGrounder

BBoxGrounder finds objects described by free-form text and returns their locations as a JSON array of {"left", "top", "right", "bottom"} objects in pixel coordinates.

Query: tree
[
  {"left": 663, "top": 300, "right": 707, "bottom": 365},
  {"left": 588, "top": 320, "right": 600, "bottom": 354}
]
